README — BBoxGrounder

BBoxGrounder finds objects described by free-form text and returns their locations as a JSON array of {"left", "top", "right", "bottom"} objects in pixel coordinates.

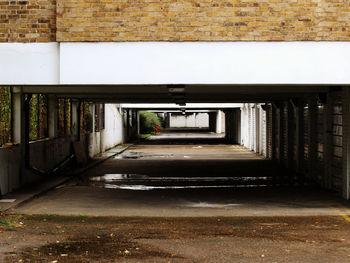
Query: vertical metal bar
[
  {"left": 37, "top": 94, "right": 40, "bottom": 139},
  {"left": 24, "top": 94, "right": 32, "bottom": 168},
  {"left": 296, "top": 99, "right": 305, "bottom": 173},
  {"left": 271, "top": 103, "right": 276, "bottom": 160},
  {"left": 77, "top": 100, "right": 81, "bottom": 141},
  {"left": 279, "top": 102, "right": 284, "bottom": 164},
  {"left": 342, "top": 87, "right": 350, "bottom": 199},
  {"left": 324, "top": 93, "right": 333, "bottom": 189},
  {"left": 287, "top": 101, "right": 294, "bottom": 170},
  {"left": 63, "top": 99, "right": 67, "bottom": 135},
  {"left": 308, "top": 96, "right": 318, "bottom": 182}
]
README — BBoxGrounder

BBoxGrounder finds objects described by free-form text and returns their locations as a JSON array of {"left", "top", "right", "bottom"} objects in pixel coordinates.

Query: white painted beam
[
  {"left": 60, "top": 42, "right": 350, "bottom": 85},
  {"left": 0, "top": 43, "right": 59, "bottom": 85},
  {"left": 1, "top": 42, "right": 350, "bottom": 85}
]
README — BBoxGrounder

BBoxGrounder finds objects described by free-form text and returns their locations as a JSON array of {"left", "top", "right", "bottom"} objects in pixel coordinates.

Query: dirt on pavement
[{"left": 1, "top": 214, "right": 350, "bottom": 263}]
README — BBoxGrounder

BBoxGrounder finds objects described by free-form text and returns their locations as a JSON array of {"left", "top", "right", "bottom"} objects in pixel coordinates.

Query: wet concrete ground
[
  {"left": 13, "top": 144, "right": 349, "bottom": 217},
  {"left": 3, "top": 135, "right": 350, "bottom": 262}
]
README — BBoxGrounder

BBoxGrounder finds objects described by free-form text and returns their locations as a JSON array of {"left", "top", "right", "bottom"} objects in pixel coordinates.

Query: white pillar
[{"left": 216, "top": 110, "right": 222, "bottom": 133}]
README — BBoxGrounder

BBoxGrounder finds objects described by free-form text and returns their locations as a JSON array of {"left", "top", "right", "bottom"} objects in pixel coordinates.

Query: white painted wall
[
  {"left": 170, "top": 113, "right": 209, "bottom": 128},
  {"left": 89, "top": 104, "right": 125, "bottom": 157},
  {"left": 60, "top": 42, "right": 350, "bottom": 85},
  {"left": 240, "top": 103, "right": 267, "bottom": 157},
  {"left": 101, "top": 104, "right": 125, "bottom": 151},
  {"left": 2, "top": 42, "right": 350, "bottom": 85},
  {"left": 0, "top": 43, "right": 59, "bottom": 84}
]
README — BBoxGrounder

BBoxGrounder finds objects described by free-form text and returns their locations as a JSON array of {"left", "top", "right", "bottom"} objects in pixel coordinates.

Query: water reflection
[{"left": 89, "top": 173, "right": 273, "bottom": 191}]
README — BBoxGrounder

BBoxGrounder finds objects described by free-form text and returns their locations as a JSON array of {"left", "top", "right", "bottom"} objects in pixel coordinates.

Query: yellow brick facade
[
  {"left": 0, "top": 0, "right": 56, "bottom": 42},
  {"left": 1, "top": 0, "right": 350, "bottom": 42},
  {"left": 56, "top": 0, "right": 350, "bottom": 41}
]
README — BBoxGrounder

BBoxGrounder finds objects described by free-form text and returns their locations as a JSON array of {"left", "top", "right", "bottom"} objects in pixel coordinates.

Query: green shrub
[{"left": 139, "top": 111, "right": 162, "bottom": 134}]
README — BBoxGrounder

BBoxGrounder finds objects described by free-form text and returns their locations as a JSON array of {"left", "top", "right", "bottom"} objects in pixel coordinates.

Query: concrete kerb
[{"left": 0, "top": 144, "right": 133, "bottom": 212}]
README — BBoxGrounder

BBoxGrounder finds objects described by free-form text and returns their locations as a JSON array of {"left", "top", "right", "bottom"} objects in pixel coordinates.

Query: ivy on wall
[{"left": 0, "top": 87, "right": 11, "bottom": 146}]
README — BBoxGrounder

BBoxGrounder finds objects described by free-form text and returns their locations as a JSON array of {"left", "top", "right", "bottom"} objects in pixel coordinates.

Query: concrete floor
[{"left": 13, "top": 143, "right": 350, "bottom": 218}]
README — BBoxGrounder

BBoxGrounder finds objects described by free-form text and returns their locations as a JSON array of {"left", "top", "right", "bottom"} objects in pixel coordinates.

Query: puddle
[
  {"left": 92, "top": 183, "right": 269, "bottom": 191},
  {"left": 90, "top": 174, "right": 269, "bottom": 182},
  {"left": 89, "top": 174, "right": 273, "bottom": 190},
  {"left": 182, "top": 202, "right": 241, "bottom": 208}
]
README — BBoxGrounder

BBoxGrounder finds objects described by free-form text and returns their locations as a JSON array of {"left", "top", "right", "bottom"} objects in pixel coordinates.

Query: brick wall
[
  {"left": 0, "top": 0, "right": 56, "bottom": 42},
  {"left": 1, "top": 0, "right": 350, "bottom": 42},
  {"left": 56, "top": 0, "right": 350, "bottom": 42}
]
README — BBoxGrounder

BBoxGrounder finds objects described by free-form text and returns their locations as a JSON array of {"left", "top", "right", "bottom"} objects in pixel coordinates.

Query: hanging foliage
[
  {"left": 81, "top": 101, "right": 92, "bottom": 133},
  {"left": 29, "top": 94, "right": 48, "bottom": 141},
  {"left": 0, "top": 86, "right": 11, "bottom": 147},
  {"left": 58, "top": 98, "right": 72, "bottom": 136}
]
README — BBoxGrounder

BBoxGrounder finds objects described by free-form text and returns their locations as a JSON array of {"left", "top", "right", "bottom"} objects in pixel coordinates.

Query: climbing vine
[
  {"left": 0, "top": 86, "right": 11, "bottom": 147},
  {"left": 29, "top": 94, "right": 48, "bottom": 141}
]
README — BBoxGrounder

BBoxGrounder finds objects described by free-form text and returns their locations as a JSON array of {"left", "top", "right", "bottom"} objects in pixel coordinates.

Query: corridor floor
[{"left": 13, "top": 144, "right": 349, "bottom": 217}]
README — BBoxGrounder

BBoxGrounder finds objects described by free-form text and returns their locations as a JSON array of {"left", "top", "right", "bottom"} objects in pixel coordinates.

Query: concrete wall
[
  {"left": 0, "top": 146, "right": 21, "bottom": 196},
  {"left": 0, "top": 136, "right": 74, "bottom": 195},
  {"left": 240, "top": 103, "right": 267, "bottom": 157},
  {"left": 170, "top": 113, "right": 209, "bottom": 128},
  {"left": 0, "top": 103, "right": 126, "bottom": 195},
  {"left": 89, "top": 104, "right": 125, "bottom": 157}
]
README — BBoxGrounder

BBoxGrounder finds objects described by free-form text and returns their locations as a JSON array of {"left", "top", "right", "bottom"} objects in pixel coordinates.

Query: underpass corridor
[{"left": 13, "top": 131, "right": 347, "bottom": 217}]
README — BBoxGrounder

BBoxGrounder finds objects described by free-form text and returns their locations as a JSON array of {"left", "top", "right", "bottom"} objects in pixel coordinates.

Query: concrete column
[
  {"left": 216, "top": 110, "right": 222, "bottom": 134},
  {"left": 71, "top": 100, "right": 78, "bottom": 136},
  {"left": 342, "top": 87, "right": 350, "bottom": 199},
  {"left": 11, "top": 87, "right": 25, "bottom": 184},
  {"left": 47, "top": 95, "right": 58, "bottom": 138},
  {"left": 12, "top": 87, "right": 25, "bottom": 144},
  {"left": 136, "top": 111, "right": 140, "bottom": 137},
  {"left": 308, "top": 96, "right": 318, "bottom": 181},
  {"left": 295, "top": 99, "right": 305, "bottom": 173},
  {"left": 323, "top": 93, "right": 333, "bottom": 189}
]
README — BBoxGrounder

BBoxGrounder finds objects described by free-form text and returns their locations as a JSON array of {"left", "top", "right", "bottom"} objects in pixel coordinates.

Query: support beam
[
  {"left": 308, "top": 96, "right": 318, "bottom": 181},
  {"left": 77, "top": 100, "right": 81, "bottom": 141},
  {"left": 255, "top": 104, "right": 260, "bottom": 153},
  {"left": 342, "top": 87, "right": 350, "bottom": 200},
  {"left": 11, "top": 87, "right": 25, "bottom": 185},
  {"left": 295, "top": 99, "right": 305, "bottom": 173},
  {"left": 271, "top": 104, "right": 277, "bottom": 160},
  {"left": 71, "top": 100, "right": 78, "bottom": 136},
  {"left": 24, "top": 94, "right": 32, "bottom": 168},
  {"left": 12, "top": 87, "right": 25, "bottom": 145},
  {"left": 216, "top": 110, "right": 222, "bottom": 134},
  {"left": 287, "top": 101, "right": 294, "bottom": 170},
  {"left": 323, "top": 93, "right": 333, "bottom": 189},
  {"left": 278, "top": 103, "right": 284, "bottom": 164}
]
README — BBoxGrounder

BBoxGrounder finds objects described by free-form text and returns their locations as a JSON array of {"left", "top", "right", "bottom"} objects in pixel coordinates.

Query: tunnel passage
[{"left": 1, "top": 85, "right": 349, "bottom": 201}]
